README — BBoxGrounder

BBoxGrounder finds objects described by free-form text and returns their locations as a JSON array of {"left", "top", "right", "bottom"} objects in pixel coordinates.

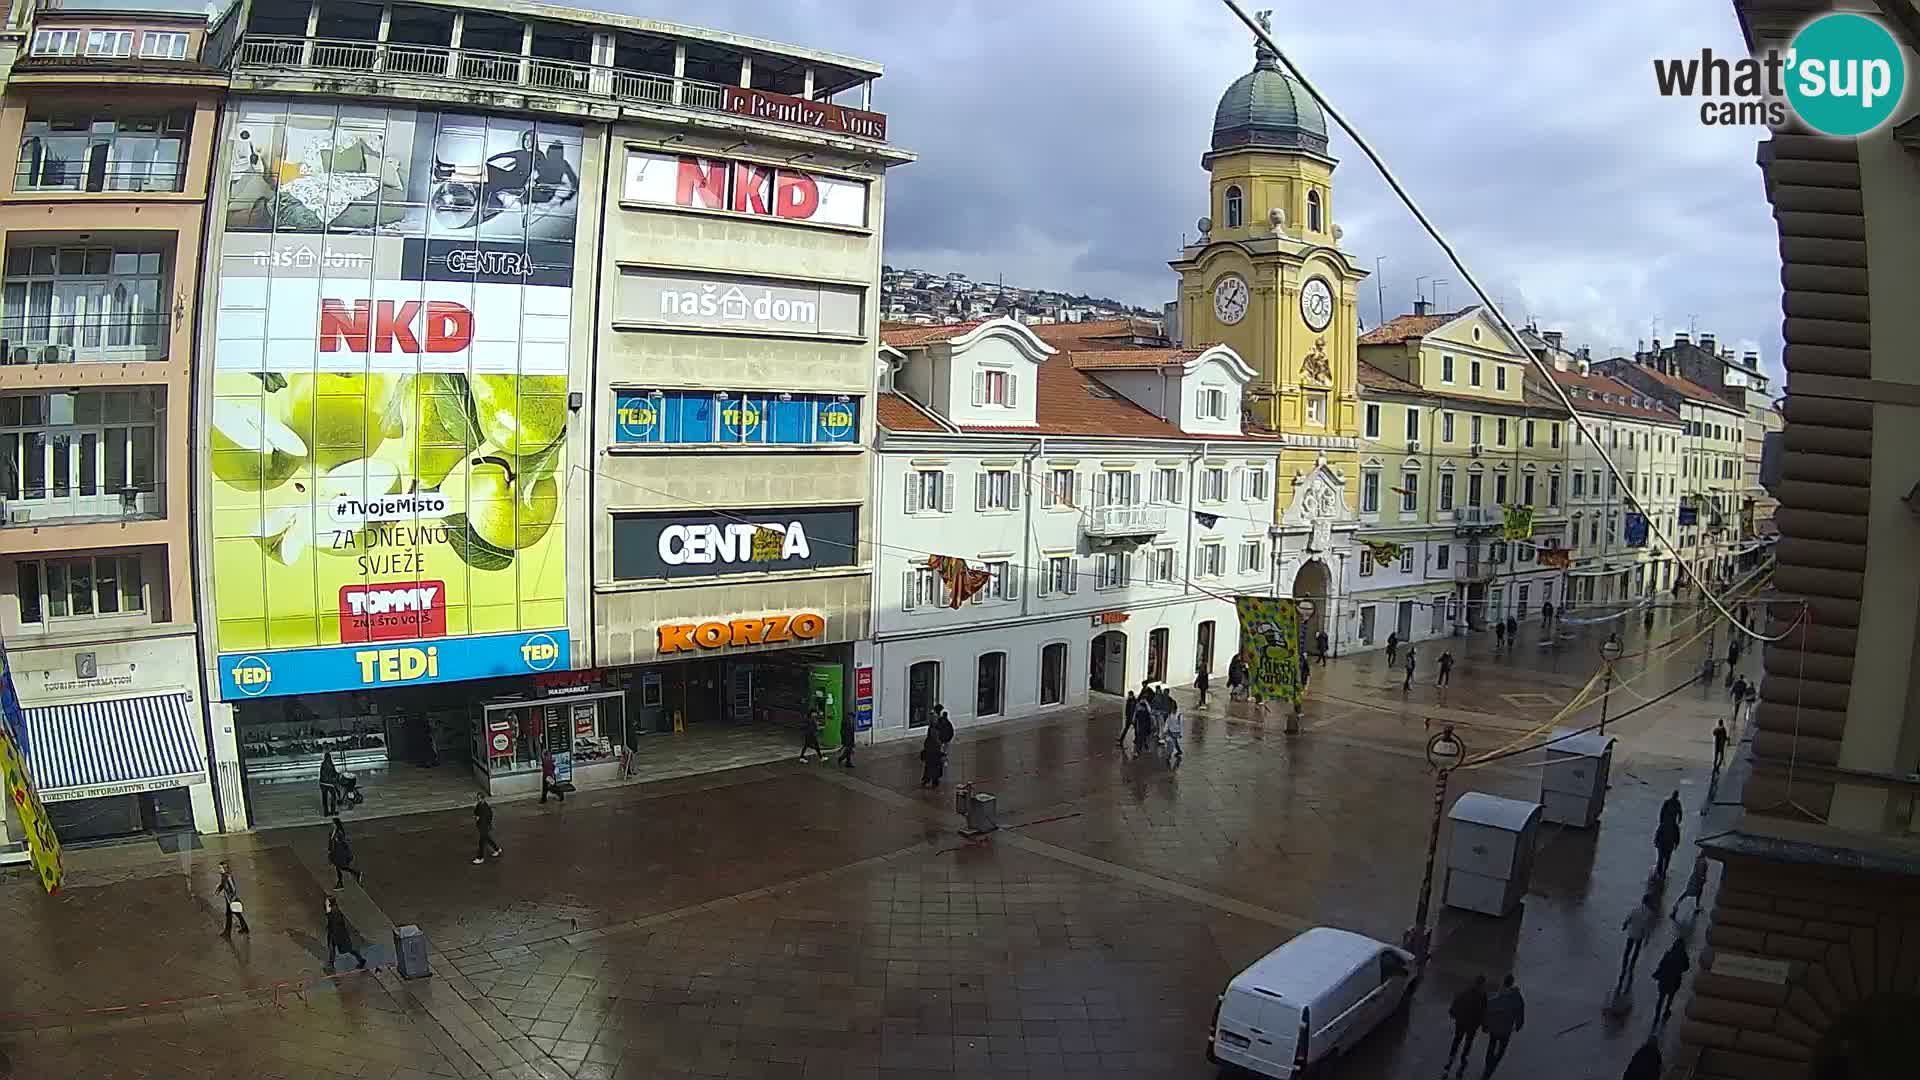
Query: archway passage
[
  {"left": 1290, "top": 559, "right": 1331, "bottom": 644},
  {"left": 1809, "top": 992, "right": 1920, "bottom": 1079},
  {"left": 1089, "top": 630, "right": 1128, "bottom": 695}
]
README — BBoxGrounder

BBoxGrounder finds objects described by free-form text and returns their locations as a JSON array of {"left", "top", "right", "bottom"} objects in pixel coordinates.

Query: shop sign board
[
  {"left": 623, "top": 150, "right": 868, "bottom": 227},
  {"left": 1089, "top": 612, "right": 1129, "bottom": 626},
  {"left": 657, "top": 613, "right": 826, "bottom": 655},
  {"left": 208, "top": 101, "right": 579, "bottom": 696},
  {"left": 720, "top": 85, "right": 888, "bottom": 142},
  {"left": 854, "top": 665, "right": 874, "bottom": 732},
  {"left": 616, "top": 269, "right": 864, "bottom": 337},
  {"left": 219, "top": 630, "right": 569, "bottom": 700},
  {"left": 542, "top": 704, "right": 571, "bottom": 782},
  {"left": 612, "top": 506, "right": 859, "bottom": 581},
  {"left": 486, "top": 715, "right": 516, "bottom": 758},
  {"left": 0, "top": 649, "right": 63, "bottom": 894},
  {"left": 40, "top": 775, "right": 202, "bottom": 804}
]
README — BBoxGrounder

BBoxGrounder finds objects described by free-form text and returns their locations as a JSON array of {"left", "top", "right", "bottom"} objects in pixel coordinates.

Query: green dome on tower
[{"left": 1210, "top": 26, "right": 1329, "bottom": 156}]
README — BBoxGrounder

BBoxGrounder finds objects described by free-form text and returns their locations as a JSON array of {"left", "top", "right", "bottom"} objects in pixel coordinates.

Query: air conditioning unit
[
  {"left": 41, "top": 343, "right": 74, "bottom": 364},
  {"left": 7, "top": 504, "right": 28, "bottom": 525},
  {"left": 1406, "top": 439, "right": 1421, "bottom": 454},
  {"left": 8, "top": 346, "right": 30, "bottom": 366},
  {"left": 1469, "top": 443, "right": 1484, "bottom": 457}
]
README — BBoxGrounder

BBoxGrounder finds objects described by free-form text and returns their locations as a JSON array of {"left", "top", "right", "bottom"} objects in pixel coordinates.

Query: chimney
[
  {"left": 1743, "top": 350, "right": 1759, "bottom": 367},
  {"left": 1412, "top": 299, "right": 1431, "bottom": 316},
  {"left": 1699, "top": 333, "right": 1715, "bottom": 354},
  {"left": 1675, "top": 332, "right": 1690, "bottom": 346},
  {"left": 1543, "top": 330, "right": 1563, "bottom": 351}
]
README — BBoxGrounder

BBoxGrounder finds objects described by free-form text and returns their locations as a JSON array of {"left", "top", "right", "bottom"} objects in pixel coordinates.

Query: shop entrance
[
  {"left": 1089, "top": 630, "right": 1127, "bottom": 694},
  {"left": 611, "top": 644, "right": 852, "bottom": 781}
]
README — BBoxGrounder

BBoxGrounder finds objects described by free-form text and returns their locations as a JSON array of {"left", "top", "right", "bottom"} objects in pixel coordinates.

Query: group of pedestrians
[
  {"left": 798, "top": 704, "right": 859, "bottom": 769},
  {"left": 1120, "top": 680, "right": 1184, "bottom": 763},
  {"left": 212, "top": 822, "right": 374, "bottom": 973},
  {"left": 918, "top": 704, "right": 955, "bottom": 787},
  {"left": 1441, "top": 973, "right": 1526, "bottom": 1079},
  {"left": 1491, "top": 614, "right": 1520, "bottom": 650}
]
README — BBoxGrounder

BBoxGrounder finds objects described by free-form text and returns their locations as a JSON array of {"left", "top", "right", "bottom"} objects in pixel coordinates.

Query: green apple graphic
[
  {"left": 210, "top": 398, "right": 307, "bottom": 491},
  {"left": 257, "top": 457, "right": 403, "bottom": 565},
  {"left": 470, "top": 375, "right": 568, "bottom": 458},
  {"left": 442, "top": 449, "right": 561, "bottom": 570},
  {"left": 282, "top": 373, "right": 406, "bottom": 471},
  {"left": 414, "top": 374, "right": 483, "bottom": 489}
]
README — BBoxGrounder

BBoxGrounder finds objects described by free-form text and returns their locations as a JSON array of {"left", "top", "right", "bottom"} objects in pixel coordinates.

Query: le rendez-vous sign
[{"left": 721, "top": 86, "right": 888, "bottom": 142}]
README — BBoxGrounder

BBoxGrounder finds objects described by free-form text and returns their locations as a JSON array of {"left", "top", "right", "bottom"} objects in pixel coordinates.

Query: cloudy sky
[{"left": 612, "top": 0, "right": 1785, "bottom": 382}]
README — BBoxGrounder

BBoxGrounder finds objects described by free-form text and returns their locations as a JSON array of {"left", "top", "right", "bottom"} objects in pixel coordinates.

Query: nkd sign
[
  {"left": 624, "top": 150, "right": 868, "bottom": 228},
  {"left": 611, "top": 506, "right": 859, "bottom": 581}
]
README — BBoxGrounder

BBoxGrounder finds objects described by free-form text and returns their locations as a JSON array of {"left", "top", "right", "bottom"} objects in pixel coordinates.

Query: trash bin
[
  {"left": 1443, "top": 792, "right": 1542, "bottom": 916},
  {"left": 961, "top": 791, "right": 997, "bottom": 835},
  {"left": 393, "top": 924, "right": 431, "bottom": 979},
  {"left": 1540, "top": 729, "right": 1615, "bottom": 827}
]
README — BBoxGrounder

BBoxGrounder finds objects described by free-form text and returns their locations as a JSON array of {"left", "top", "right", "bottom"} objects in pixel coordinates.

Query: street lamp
[
  {"left": 1598, "top": 633, "right": 1624, "bottom": 734},
  {"left": 1404, "top": 724, "right": 1466, "bottom": 968}
]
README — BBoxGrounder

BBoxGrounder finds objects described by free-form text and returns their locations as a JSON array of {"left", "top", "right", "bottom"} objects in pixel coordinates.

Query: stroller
[{"left": 336, "top": 774, "right": 365, "bottom": 807}]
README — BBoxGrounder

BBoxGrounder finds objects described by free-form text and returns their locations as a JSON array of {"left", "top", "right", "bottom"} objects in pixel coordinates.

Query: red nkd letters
[
  {"left": 673, "top": 157, "right": 821, "bottom": 221},
  {"left": 319, "top": 299, "right": 474, "bottom": 353}
]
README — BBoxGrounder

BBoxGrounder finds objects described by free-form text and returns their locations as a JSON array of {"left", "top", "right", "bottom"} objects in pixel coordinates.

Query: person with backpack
[
  {"left": 1442, "top": 974, "right": 1488, "bottom": 1077},
  {"left": 1479, "top": 975, "right": 1525, "bottom": 1079}
]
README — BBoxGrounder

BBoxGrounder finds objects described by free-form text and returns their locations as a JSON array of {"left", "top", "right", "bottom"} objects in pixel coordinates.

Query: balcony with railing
[
  {"left": 1084, "top": 505, "right": 1169, "bottom": 540},
  {"left": 1451, "top": 506, "right": 1500, "bottom": 532}
]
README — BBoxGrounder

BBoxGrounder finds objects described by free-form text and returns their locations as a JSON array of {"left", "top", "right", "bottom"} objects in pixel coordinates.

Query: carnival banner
[
  {"left": 1360, "top": 539, "right": 1406, "bottom": 565},
  {"left": 0, "top": 649, "right": 63, "bottom": 894},
  {"left": 1235, "top": 596, "right": 1303, "bottom": 705},
  {"left": 1538, "top": 547, "right": 1572, "bottom": 569},
  {"left": 1503, "top": 505, "right": 1535, "bottom": 540},
  {"left": 927, "top": 555, "right": 991, "bottom": 609}
]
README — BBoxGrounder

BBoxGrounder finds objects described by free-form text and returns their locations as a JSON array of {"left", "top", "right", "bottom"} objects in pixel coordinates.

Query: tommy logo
[{"left": 339, "top": 581, "right": 448, "bottom": 642}]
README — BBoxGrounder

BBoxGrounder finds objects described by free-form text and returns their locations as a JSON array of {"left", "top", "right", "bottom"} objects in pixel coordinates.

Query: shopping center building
[{"left": 192, "top": 0, "right": 907, "bottom": 827}]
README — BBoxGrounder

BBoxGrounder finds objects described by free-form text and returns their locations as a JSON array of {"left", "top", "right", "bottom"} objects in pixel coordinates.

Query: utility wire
[{"left": 1219, "top": 0, "right": 1795, "bottom": 644}]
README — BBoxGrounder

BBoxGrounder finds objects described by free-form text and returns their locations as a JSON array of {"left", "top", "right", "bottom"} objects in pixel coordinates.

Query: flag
[
  {"left": 0, "top": 648, "right": 63, "bottom": 895},
  {"left": 1194, "top": 512, "right": 1219, "bottom": 528},
  {"left": 926, "top": 555, "right": 992, "bottom": 609},
  {"left": 1235, "top": 597, "right": 1303, "bottom": 705},
  {"left": 1360, "top": 539, "right": 1405, "bottom": 564},
  {"left": 1502, "top": 505, "right": 1535, "bottom": 540}
]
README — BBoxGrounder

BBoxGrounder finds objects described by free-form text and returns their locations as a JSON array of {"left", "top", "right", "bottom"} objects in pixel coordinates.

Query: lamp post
[
  {"left": 1598, "top": 633, "right": 1624, "bottom": 734},
  {"left": 1404, "top": 723, "right": 1466, "bottom": 968}
]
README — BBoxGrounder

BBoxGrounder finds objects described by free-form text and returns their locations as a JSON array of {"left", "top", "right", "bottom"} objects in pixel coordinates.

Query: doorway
[
  {"left": 1395, "top": 600, "right": 1414, "bottom": 641},
  {"left": 1290, "top": 558, "right": 1332, "bottom": 643},
  {"left": 976, "top": 652, "right": 1006, "bottom": 718},
  {"left": 908, "top": 660, "right": 941, "bottom": 728},
  {"left": 1358, "top": 604, "right": 1377, "bottom": 645},
  {"left": 1089, "top": 630, "right": 1127, "bottom": 694},
  {"left": 1147, "top": 627, "right": 1169, "bottom": 683},
  {"left": 1039, "top": 642, "right": 1068, "bottom": 706},
  {"left": 1196, "top": 620, "right": 1216, "bottom": 674}
]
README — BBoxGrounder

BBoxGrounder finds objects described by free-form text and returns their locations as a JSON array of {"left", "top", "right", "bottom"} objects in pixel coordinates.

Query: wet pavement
[{"left": 1, "top": 599, "right": 1760, "bottom": 1079}]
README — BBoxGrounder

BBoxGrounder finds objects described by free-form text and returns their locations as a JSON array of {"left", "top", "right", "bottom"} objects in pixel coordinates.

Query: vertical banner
[
  {"left": 209, "top": 101, "right": 581, "bottom": 695},
  {"left": 1503, "top": 505, "right": 1535, "bottom": 540},
  {"left": 1235, "top": 597, "right": 1303, "bottom": 705},
  {"left": 0, "top": 649, "right": 63, "bottom": 894}
]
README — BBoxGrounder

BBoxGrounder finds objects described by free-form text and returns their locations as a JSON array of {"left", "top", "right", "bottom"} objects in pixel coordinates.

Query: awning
[{"left": 22, "top": 693, "right": 204, "bottom": 798}]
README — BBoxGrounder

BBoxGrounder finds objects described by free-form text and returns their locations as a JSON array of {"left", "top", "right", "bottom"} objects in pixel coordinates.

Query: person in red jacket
[{"left": 540, "top": 747, "right": 564, "bottom": 803}]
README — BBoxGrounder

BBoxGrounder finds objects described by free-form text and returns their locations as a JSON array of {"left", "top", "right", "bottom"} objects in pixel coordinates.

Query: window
[
  {"left": 1551, "top": 423, "right": 1561, "bottom": 449},
  {"left": 972, "top": 560, "right": 1018, "bottom": 604},
  {"left": 1146, "top": 547, "right": 1177, "bottom": 583},
  {"left": 1439, "top": 471, "right": 1455, "bottom": 510},
  {"left": 1442, "top": 412, "right": 1455, "bottom": 442},
  {"left": 1590, "top": 518, "right": 1601, "bottom": 545},
  {"left": 976, "top": 652, "right": 1007, "bottom": 717},
  {"left": 1496, "top": 366, "right": 1508, "bottom": 391},
  {"left": 31, "top": 29, "right": 81, "bottom": 56},
  {"left": 1224, "top": 185, "right": 1244, "bottom": 228},
  {"left": 1200, "top": 467, "right": 1228, "bottom": 502},
  {"left": 1365, "top": 403, "right": 1381, "bottom": 439},
  {"left": 1522, "top": 475, "right": 1535, "bottom": 505},
  {"left": 1198, "top": 543, "right": 1226, "bottom": 577},
  {"left": 1400, "top": 471, "right": 1418, "bottom": 512},
  {"left": 975, "top": 468, "right": 1018, "bottom": 511},
  {"left": 1306, "top": 189, "right": 1322, "bottom": 232},
  {"left": 1150, "top": 466, "right": 1182, "bottom": 505},
  {"left": 1495, "top": 473, "right": 1508, "bottom": 505},
  {"left": 1039, "top": 643, "right": 1068, "bottom": 706},
  {"left": 1359, "top": 548, "right": 1374, "bottom": 576},
  {"left": 1435, "top": 544, "right": 1451, "bottom": 569},
  {"left": 903, "top": 566, "right": 946, "bottom": 610},
  {"left": 1575, "top": 423, "right": 1584, "bottom": 445},
  {"left": 1610, "top": 427, "right": 1619, "bottom": 450},
  {"left": 1591, "top": 469, "right": 1602, "bottom": 494},
  {"left": 1361, "top": 469, "right": 1380, "bottom": 513},
  {"left": 1573, "top": 471, "right": 1586, "bottom": 498},
  {"left": 1097, "top": 468, "right": 1140, "bottom": 508},
  {"left": 1495, "top": 418, "right": 1507, "bottom": 445},
  {"left": 1524, "top": 420, "right": 1535, "bottom": 447},
  {"left": 1305, "top": 392, "right": 1327, "bottom": 425},
  {"left": 1044, "top": 467, "right": 1077, "bottom": 508},
  {"left": 1468, "top": 472, "right": 1484, "bottom": 507},
  {"left": 1242, "top": 466, "right": 1269, "bottom": 501},
  {"left": 1471, "top": 416, "right": 1483, "bottom": 445},
  {"left": 612, "top": 390, "right": 861, "bottom": 447},
  {"left": 1198, "top": 387, "right": 1228, "bottom": 420},
  {"left": 1470, "top": 360, "right": 1482, "bottom": 387},
  {"left": 1609, "top": 475, "right": 1619, "bottom": 496},
  {"left": 1399, "top": 547, "right": 1415, "bottom": 573},
  {"left": 1040, "top": 555, "right": 1076, "bottom": 596},
  {"left": 905, "top": 469, "right": 950, "bottom": 513},
  {"left": 1548, "top": 474, "right": 1561, "bottom": 507},
  {"left": 908, "top": 661, "right": 941, "bottom": 729},
  {"left": 1096, "top": 551, "right": 1131, "bottom": 589},
  {"left": 85, "top": 30, "right": 134, "bottom": 57},
  {"left": 1405, "top": 407, "right": 1420, "bottom": 442},
  {"left": 15, "top": 555, "right": 144, "bottom": 625},
  {"left": 976, "top": 369, "right": 1014, "bottom": 407},
  {"left": 1239, "top": 540, "right": 1264, "bottom": 574},
  {"left": 1, "top": 390, "right": 160, "bottom": 519},
  {"left": 140, "top": 31, "right": 189, "bottom": 60},
  {"left": 3, "top": 244, "right": 170, "bottom": 359}
]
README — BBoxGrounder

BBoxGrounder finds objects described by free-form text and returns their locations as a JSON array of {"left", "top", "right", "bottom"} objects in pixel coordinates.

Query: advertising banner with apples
[{"left": 208, "top": 100, "right": 580, "bottom": 697}]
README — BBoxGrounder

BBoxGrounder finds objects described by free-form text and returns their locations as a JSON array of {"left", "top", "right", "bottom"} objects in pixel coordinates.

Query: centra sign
[{"left": 660, "top": 520, "right": 811, "bottom": 567}]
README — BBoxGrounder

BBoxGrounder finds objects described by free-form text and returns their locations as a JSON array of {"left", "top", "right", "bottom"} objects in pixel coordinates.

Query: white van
[{"left": 1207, "top": 927, "right": 1416, "bottom": 1077}]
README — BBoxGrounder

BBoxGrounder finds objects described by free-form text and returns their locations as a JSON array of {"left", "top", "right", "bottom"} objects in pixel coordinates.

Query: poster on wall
[
  {"left": 209, "top": 100, "right": 580, "bottom": 699},
  {"left": 0, "top": 649, "right": 63, "bottom": 894},
  {"left": 1235, "top": 596, "right": 1302, "bottom": 706}
]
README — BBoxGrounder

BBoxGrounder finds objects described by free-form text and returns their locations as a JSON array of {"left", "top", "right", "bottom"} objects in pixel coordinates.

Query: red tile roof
[
  {"left": 1010, "top": 355, "right": 1187, "bottom": 437},
  {"left": 1357, "top": 308, "right": 1475, "bottom": 346},
  {"left": 1030, "top": 317, "right": 1168, "bottom": 352},
  {"left": 1547, "top": 369, "right": 1679, "bottom": 423},
  {"left": 1356, "top": 361, "right": 1424, "bottom": 395},
  {"left": 879, "top": 320, "right": 986, "bottom": 347},
  {"left": 875, "top": 391, "right": 947, "bottom": 433},
  {"left": 1068, "top": 348, "right": 1201, "bottom": 371},
  {"left": 1604, "top": 361, "right": 1735, "bottom": 408}
]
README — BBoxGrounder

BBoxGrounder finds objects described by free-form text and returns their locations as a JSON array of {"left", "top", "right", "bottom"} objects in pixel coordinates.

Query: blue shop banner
[
  {"left": 614, "top": 390, "right": 859, "bottom": 447},
  {"left": 219, "top": 631, "right": 570, "bottom": 700}
]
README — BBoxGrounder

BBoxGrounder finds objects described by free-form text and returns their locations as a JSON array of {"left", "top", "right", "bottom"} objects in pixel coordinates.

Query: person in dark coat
[
  {"left": 1504, "top": 615, "right": 1518, "bottom": 645},
  {"left": 1120, "top": 690, "right": 1138, "bottom": 747},
  {"left": 1493, "top": 620, "right": 1505, "bottom": 649},
  {"left": 1315, "top": 630, "right": 1329, "bottom": 661},
  {"left": 1660, "top": 789, "right": 1684, "bottom": 829},
  {"left": 1442, "top": 974, "right": 1488, "bottom": 1076},
  {"left": 799, "top": 706, "right": 825, "bottom": 763},
  {"left": 1654, "top": 817, "right": 1681, "bottom": 877},
  {"left": 838, "top": 710, "right": 856, "bottom": 769},
  {"left": 1542, "top": 600, "right": 1555, "bottom": 624},
  {"left": 540, "top": 747, "right": 564, "bottom": 803},
  {"left": 1195, "top": 667, "right": 1211, "bottom": 707},
  {"left": 1385, "top": 632, "right": 1399, "bottom": 665},
  {"left": 319, "top": 752, "right": 341, "bottom": 815},
  {"left": 1479, "top": 975, "right": 1525, "bottom": 1079},
  {"left": 216, "top": 860, "right": 249, "bottom": 936},
  {"left": 918, "top": 727, "right": 945, "bottom": 788},
  {"left": 1227, "top": 654, "right": 1248, "bottom": 701},
  {"left": 1622, "top": 1039, "right": 1663, "bottom": 1080},
  {"left": 1712, "top": 720, "right": 1730, "bottom": 773},
  {"left": 934, "top": 705, "right": 955, "bottom": 747},
  {"left": 472, "top": 795, "right": 501, "bottom": 865},
  {"left": 324, "top": 895, "right": 367, "bottom": 970},
  {"left": 1438, "top": 650, "right": 1455, "bottom": 688},
  {"left": 1131, "top": 693, "right": 1154, "bottom": 755},
  {"left": 1651, "top": 938, "right": 1691, "bottom": 1025},
  {"left": 328, "top": 818, "right": 363, "bottom": 888}
]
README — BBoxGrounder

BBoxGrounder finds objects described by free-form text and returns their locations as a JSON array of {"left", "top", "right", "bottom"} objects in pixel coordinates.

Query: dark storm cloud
[{"left": 606, "top": 0, "right": 1785, "bottom": 379}]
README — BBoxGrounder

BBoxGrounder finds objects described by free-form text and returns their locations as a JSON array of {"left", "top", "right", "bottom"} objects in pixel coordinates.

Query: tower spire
[{"left": 1253, "top": 9, "right": 1280, "bottom": 69}]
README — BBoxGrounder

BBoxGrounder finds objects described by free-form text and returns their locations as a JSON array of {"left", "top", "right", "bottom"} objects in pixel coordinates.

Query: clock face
[
  {"left": 1213, "top": 274, "right": 1249, "bottom": 325},
  {"left": 1300, "top": 277, "right": 1335, "bottom": 332}
]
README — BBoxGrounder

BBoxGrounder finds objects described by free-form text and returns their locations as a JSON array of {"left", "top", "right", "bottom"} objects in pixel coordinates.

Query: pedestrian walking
[
  {"left": 319, "top": 751, "right": 341, "bottom": 815},
  {"left": 1437, "top": 650, "right": 1455, "bottom": 688},
  {"left": 918, "top": 726, "right": 946, "bottom": 788},
  {"left": 1505, "top": 615, "right": 1518, "bottom": 646},
  {"left": 1542, "top": 600, "right": 1555, "bottom": 624},
  {"left": 1617, "top": 892, "right": 1658, "bottom": 990},
  {"left": 1651, "top": 938, "right": 1691, "bottom": 1025},
  {"left": 1228, "top": 654, "right": 1247, "bottom": 701},
  {"left": 1622, "top": 1039, "right": 1663, "bottom": 1080},
  {"left": 540, "top": 747, "right": 565, "bottom": 803},
  {"left": 328, "top": 817, "right": 363, "bottom": 888},
  {"left": 1163, "top": 699, "right": 1184, "bottom": 764},
  {"left": 798, "top": 706, "right": 825, "bottom": 763},
  {"left": 1195, "top": 666, "right": 1211, "bottom": 707},
  {"left": 1132, "top": 693, "right": 1155, "bottom": 755},
  {"left": 1654, "top": 817, "right": 1681, "bottom": 878},
  {"left": 324, "top": 895, "right": 367, "bottom": 971},
  {"left": 1660, "top": 789, "right": 1684, "bottom": 831},
  {"left": 1671, "top": 853, "right": 1711, "bottom": 918},
  {"left": 838, "top": 709, "right": 856, "bottom": 768},
  {"left": 216, "top": 860, "right": 249, "bottom": 937},
  {"left": 1442, "top": 974, "right": 1488, "bottom": 1077},
  {"left": 1120, "top": 690, "right": 1138, "bottom": 746},
  {"left": 1712, "top": 720, "right": 1730, "bottom": 773},
  {"left": 1315, "top": 630, "right": 1329, "bottom": 661},
  {"left": 1386, "top": 632, "right": 1399, "bottom": 665},
  {"left": 1729, "top": 674, "right": 1749, "bottom": 713},
  {"left": 1479, "top": 975, "right": 1525, "bottom": 1079},
  {"left": 1494, "top": 620, "right": 1506, "bottom": 649},
  {"left": 1727, "top": 636, "right": 1742, "bottom": 670},
  {"left": 1644, "top": 604, "right": 1656, "bottom": 632},
  {"left": 472, "top": 795, "right": 502, "bottom": 864},
  {"left": 1403, "top": 646, "right": 1417, "bottom": 692}
]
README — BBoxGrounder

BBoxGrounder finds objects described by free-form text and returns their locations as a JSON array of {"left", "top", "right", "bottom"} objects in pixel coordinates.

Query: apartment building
[
  {"left": 0, "top": 0, "right": 227, "bottom": 847},
  {"left": 869, "top": 317, "right": 1279, "bottom": 735},
  {"left": 1354, "top": 305, "right": 1571, "bottom": 639},
  {"left": 1548, "top": 367, "right": 1684, "bottom": 605},
  {"left": 1646, "top": 332, "right": 1782, "bottom": 544}
]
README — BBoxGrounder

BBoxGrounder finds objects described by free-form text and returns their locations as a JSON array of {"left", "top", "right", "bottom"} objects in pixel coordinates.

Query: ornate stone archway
[{"left": 1290, "top": 558, "right": 1331, "bottom": 643}]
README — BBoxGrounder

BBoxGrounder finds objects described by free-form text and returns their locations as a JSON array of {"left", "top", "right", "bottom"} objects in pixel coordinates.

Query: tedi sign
[
  {"left": 612, "top": 506, "right": 859, "bottom": 581},
  {"left": 1653, "top": 13, "right": 1906, "bottom": 135}
]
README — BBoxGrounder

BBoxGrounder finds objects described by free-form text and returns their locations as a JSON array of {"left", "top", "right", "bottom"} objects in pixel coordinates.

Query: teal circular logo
[{"left": 1786, "top": 13, "right": 1906, "bottom": 136}]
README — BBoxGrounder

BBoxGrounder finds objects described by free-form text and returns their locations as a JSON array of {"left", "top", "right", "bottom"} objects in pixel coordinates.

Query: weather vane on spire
[{"left": 1252, "top": 9, "right": 1279, "bottom": 65}]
